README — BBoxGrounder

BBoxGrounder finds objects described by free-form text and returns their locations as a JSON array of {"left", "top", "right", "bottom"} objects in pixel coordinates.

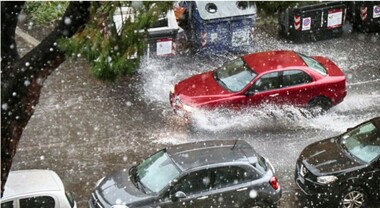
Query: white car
[{"left": 1, "top": 169, "right": 77, "bottom": 208}]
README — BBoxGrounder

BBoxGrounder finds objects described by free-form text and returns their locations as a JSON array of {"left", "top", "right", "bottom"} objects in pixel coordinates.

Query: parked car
[
  {"left": 169, "top": 50, "right": 346, "bottom": 117},
  {"left": 1, "top": 169, "right": 77, "bottom": 208},
  {"left": 89, "top": 140, "right": 281, "bottom": 208},
  {"left": 295, "top": 117, "right": 380, "bottom": 207}
]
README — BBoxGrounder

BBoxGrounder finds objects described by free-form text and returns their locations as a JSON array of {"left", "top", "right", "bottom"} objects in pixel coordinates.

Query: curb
[{"left": 16, "top": 27, "right": 40, "bottom": 46}]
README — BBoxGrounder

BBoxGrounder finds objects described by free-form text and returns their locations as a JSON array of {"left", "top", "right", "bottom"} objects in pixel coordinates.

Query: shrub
[{"left": 23, "top": 1, "right": 69, "bottom": 25}]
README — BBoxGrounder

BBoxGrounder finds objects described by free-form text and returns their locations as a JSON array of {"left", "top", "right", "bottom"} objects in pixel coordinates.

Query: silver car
[{"left": 89, "top": 140, "right": 281, "bottom": 208}]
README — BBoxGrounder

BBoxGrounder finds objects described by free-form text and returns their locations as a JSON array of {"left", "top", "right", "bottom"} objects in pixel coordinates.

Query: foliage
[
  {"left": 23, "top": 1, "right": 68, "bottom": 25},
  {"left": 256, "top": 1, "right": 317, "bottom": 15},
  {"left": 58, "top": 1, "right": 172, "bottom": 81}
]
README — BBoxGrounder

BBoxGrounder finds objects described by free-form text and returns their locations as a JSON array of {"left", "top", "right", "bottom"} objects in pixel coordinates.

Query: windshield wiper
[
  {"left": 213, "top": 72, "right": 228, "bottom": 89},
  {"left": 129, "top": 166, "right": 140, "bottom": 187},
  {"left": 129, "top": 166, "right": 147, "bottom": 193}
]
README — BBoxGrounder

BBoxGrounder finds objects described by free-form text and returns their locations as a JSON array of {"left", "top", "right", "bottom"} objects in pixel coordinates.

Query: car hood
[
  {"left": 95, "top": 168, "right": 151, "bottom": 206},
  {"left": 174, "top": 71, "right": 233, "bottom": 106},
  {"left": 300, "top": 138, "right": 362, "bottom": 175}
]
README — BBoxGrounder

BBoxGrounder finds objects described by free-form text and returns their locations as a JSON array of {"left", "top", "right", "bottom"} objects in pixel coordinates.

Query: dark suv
[
  {"left": 295, "top": 117, "right": 380, "bottom": 208},
  {"left": 89, "top": 140, "right": 281, "bottom": 208}
]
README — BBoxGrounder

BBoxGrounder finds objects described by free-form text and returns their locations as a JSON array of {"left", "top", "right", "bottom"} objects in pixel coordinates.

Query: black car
[
  {"left": 89, "top": 140, "right": 281, "bottom": 208},
  {"left": 295, "top": 117, "right": 380, "bottom": 208}
]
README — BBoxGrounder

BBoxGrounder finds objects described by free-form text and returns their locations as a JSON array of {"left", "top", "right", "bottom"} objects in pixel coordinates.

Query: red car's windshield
[{"left": 213, "top": 58, "right": 257, "bottom": 92}]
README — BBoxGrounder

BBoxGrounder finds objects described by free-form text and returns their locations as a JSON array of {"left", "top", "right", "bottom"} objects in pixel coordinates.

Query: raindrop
[
  {"left": 28, "top": 22, "right": 34, "bottom": 30},
  {"left": 64, "top": 17, "right": 72, "bottom": 25},
  {"left": 115, "top": 198, "right": 123, "bottom": 204},
  {"left": 24, "top": 80, "right": 31, "bottom": 86},
  {"left": 2, "top": 103, "right": 8, "bottom": 111},
  {"left": 18, "top": 13, "right": 26, "bottom": 22},
  {"left": 202, "top": 177, "right": 210, "bottom": 185},
  {"left": 370, "top": 36, "right": 378, "bottom": 43},
  {"left": 249, "top": 189, "right": 257, "bottom": 198}
]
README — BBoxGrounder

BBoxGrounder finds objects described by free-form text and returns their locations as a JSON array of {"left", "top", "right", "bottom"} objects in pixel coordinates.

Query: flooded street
[{"left": 11, "top": 26, "right": 380, "bottom": 208}]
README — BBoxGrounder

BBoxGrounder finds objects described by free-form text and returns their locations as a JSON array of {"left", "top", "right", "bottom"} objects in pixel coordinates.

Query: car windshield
[
  {"left": 213, "top": 58, "right": 257, "bottom": 92},
  {"left": 340, "top": 121, "right": 380, "bottom": 163},
  {"left": 297, "top": 53, "right": 327, "bottom": 76},
  {"left": 136, "top": 150, "right": 180, "bottom": 193}
]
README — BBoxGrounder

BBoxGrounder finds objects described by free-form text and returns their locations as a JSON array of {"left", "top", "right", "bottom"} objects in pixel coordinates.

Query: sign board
[
  {"left": 327, "top": 9, "right": 343, "bottom": 29},
  {"left": 156, "top": 38, "right": 173, "bottom": 56},
  {"left": 302, "top": 17, "right": 311, "bottom": 31},
  {"left": 374, "top": 5, "right": 380, "bottom": 18}
]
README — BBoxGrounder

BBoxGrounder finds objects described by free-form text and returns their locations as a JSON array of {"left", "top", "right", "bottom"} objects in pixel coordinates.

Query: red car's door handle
[{"left": 269, "top": 93, "right": 279, "bottom": 97}]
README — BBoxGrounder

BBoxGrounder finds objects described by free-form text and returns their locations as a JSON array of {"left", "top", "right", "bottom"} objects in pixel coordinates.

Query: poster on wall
[
  {"left": 327, "top": 9, "right": 343, "bottom": 29},
  {"left": 156, "top": 38, "right": 173, "bottom": 56}
]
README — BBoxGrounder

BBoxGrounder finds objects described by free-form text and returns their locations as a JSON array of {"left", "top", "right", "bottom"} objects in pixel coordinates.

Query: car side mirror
[
  {"left": 175, "top": 191, "right": 186, "bottom": 198},
  {"left": 171, "top": 191, "right": 186, "bottom": 202},
  {"left": 244, "top": 90, "right": 255, "bottom": 96}
]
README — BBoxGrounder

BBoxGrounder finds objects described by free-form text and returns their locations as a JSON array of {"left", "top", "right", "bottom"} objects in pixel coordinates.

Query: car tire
[
  {"left": 339, "top": 187, "right": 367, "bottom": 208},
  {"left": 307, "top": 97, "right": 332, "bottom": 114}
]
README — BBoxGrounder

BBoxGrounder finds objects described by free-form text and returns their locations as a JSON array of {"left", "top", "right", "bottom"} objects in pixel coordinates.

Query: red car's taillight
[{"left": 270, "top": 176, "right": 280, "bottom": 190}]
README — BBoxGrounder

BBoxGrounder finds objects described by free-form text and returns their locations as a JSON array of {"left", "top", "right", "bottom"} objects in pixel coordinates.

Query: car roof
[
  {"left": 243, "top": 50, "right": 307, "bottom": 74},
  {"left": 167, "top": 140, "right": 258, "bottom": 171},
  {"left": 2, "top": 169, "right": 65, "bottom": 200}
]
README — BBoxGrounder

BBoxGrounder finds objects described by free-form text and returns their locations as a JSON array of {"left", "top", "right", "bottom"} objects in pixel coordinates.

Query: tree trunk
[
  {"left": 1, "top": 1, "right": 92, "bottom": 197},
  {"left": 1, "top": 1, "right": 24, "bottom": 70}
]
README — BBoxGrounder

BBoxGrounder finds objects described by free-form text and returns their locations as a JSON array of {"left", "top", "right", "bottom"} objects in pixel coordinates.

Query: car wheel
[
  {"left": 307, "top": 97, "right": 332, "bottom": 114},
  {"left": 340, "top": 188, "right": 367, "bottom": 208}
]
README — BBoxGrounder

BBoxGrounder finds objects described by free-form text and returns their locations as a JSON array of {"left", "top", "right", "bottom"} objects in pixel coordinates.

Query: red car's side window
[
  {"left": 282, "top": 70, "right": 312, "bottom": 88},
  {"left": 252, "top": 72, "right": 280, "bottom": 92}
]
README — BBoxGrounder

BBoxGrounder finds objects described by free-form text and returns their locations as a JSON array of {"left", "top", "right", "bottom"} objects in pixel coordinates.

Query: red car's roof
[{"left": 243, "top": 50, "right": 307, "bottom": 74}]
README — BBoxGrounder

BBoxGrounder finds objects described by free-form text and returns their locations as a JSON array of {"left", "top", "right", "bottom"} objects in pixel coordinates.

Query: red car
[{"left": 170, "top": 50, "right": 346, "bottom": 116}]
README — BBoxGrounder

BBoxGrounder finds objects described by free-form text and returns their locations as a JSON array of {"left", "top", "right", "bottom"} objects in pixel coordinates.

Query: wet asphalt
[{"left": 10, "top": 23, "right": 380, "bottom": 208}]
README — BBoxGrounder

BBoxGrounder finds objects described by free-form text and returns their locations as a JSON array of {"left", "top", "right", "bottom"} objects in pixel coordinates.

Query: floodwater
[{"left": 11, "top": 26, "right": 380, "bottom": 208}]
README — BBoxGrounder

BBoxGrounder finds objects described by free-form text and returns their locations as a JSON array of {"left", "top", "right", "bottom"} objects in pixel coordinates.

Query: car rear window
[
  {"left": 255, "top": 156, "right": 268, "bottom": 174},
  {"left": 20, "top": 196, "right": 55, "bottom": 208},
  {"left": 297, "top": 53, "right": 327, "bottom": 76}
]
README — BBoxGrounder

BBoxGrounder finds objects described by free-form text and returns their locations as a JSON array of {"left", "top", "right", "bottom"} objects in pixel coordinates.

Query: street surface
[{"left": 11, "top": 25, "right": 380, "bottom": 208}]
